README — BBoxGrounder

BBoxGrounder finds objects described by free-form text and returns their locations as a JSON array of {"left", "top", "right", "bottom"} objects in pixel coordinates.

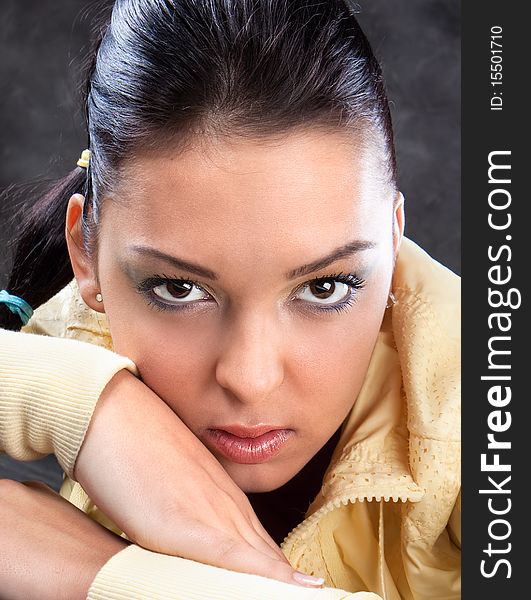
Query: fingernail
[{"left": 292, "top": 571, "right": 325, "bottom": 587}]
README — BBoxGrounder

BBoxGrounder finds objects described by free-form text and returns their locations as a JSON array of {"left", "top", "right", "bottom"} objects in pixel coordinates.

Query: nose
[{"left": 215, "top": 309, "right": 285, "bottom": 405}]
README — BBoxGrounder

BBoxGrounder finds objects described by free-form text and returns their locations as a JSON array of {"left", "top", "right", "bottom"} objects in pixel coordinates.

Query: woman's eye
[
  {"left": 151, "top": 281, "right": 209, "bottom": 304},
  {"left": 295, "top": 278, "right": 352, "bottom": 305}
]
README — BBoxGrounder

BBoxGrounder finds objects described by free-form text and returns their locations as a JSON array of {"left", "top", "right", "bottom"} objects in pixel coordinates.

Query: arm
[
  {"left": 0, "top": 480, "right": 380, "bottom": 600},
  {"left": 0, "top": 327, "right": 136, "bottom": 477},
  {"left": 0, "top": 328, "right": 325, "bottom": 588}
]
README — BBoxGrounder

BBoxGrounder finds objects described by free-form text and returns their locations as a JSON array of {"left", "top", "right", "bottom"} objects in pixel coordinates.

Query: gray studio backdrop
[{"left": 0, "top": 1, "right": 460, "bottom": 486}]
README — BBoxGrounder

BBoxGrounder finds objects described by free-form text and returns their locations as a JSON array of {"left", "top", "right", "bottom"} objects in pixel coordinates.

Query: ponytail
[{"left": 0, "top": 168, "right": 87, "bottom": 331}]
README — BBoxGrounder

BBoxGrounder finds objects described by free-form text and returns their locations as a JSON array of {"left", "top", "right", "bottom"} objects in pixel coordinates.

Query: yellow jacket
[{"left": 0, "top": 237, "right": 460, "bottom": 599}]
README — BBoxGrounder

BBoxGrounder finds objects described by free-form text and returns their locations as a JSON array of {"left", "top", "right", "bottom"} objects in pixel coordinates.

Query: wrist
[{"left": 74, "top": 368, "right": 140, "bottom": 481}]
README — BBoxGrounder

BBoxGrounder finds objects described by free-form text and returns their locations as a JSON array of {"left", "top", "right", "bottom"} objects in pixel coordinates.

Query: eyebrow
[
  {"left": 129, "top": 245, "right": 219, "bottom": 280},
  {"left": 128, "top": 239, "right": 376, "bottom": 282},
  {"left": 285, "top": 240, "right": 376, "bottom": 279}
]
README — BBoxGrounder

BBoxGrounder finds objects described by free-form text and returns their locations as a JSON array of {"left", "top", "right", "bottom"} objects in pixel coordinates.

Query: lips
[
  {"left": 216, "top": 424, "right": 284, "bottom": 438},
  {"left": 204, "top": 425, "right": 293, "bottom": 464}
]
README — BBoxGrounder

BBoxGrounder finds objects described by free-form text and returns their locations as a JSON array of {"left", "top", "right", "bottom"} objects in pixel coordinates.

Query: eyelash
[{"left": 136, "top": 271, "right": 366, "bottom": 314}]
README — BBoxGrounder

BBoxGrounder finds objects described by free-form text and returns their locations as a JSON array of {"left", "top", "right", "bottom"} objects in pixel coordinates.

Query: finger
[
  {"left": 209, "top": 538, "right": 324, "bottom": 589},
  {"left": 161, "top": 527, "right": 324, "bottom": 589},
  {"left": 246, "top": 512, "right": 290, "bottom": 561},
  {"left": 238, "top": 521, "right": 289, "bottom": 563},
  {"left": 203, "top": 485, "right": 288, "bottom": 563},
  {"left": 235, "top": 523, "right": 289, "bottom": 564},
  {"left": 193, "top": 455, "right": 290, "bottom": 562}
]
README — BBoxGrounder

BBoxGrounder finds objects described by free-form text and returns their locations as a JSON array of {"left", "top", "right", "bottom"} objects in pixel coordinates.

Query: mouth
[{"left": 204, "top": 425, "right": 294, "bottom": 464}]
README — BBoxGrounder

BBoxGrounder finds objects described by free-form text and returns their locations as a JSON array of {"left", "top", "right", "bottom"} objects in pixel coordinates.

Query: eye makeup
[
  {"left": 293, "top": 271, "right": 366, "bottom": 315},
  {"left": 135, "top": 274, "right": 213, "bottom": 313},
  {"left": 133, "top": 270, "right": 366, "bottom": 315}
]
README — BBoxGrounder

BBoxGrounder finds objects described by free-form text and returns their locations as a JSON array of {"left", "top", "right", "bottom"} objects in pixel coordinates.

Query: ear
[
  {"left": 65, "top": 194, "right": 104, "bottom": 313},
  {"left": 392, "top": 190, "right": 405, "bottom": 258}
]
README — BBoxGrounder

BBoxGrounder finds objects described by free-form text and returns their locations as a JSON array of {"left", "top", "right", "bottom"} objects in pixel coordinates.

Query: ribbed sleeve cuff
[
  {"left": 88, "top": 544, "right": 379, "bottom": 600},
  {"left": 0, "top": 328, "right": 137, "bottom": 478}
]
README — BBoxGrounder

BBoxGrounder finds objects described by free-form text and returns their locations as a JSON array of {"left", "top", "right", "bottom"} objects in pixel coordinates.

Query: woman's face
[{"left": 71, "top": 128, "right": 403, "bottom": 492}]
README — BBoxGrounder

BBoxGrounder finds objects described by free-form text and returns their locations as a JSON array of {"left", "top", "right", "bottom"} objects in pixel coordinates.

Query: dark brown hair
[{"left": 1, "top": 0, "right": 396, "bottom": 330}]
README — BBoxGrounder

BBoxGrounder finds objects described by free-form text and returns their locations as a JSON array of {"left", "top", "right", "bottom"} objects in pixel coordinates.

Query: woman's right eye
[
  {"left": 151, "top": 280, "right": 210, "bottom": 304},
  {"left": 136, "top": 276, "right": 211, "bottom": 309}
]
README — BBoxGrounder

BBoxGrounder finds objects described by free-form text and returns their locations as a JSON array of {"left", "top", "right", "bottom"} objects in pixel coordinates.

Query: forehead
[{"left": 103, "top": 129, "right": 392, "bottom": 271}]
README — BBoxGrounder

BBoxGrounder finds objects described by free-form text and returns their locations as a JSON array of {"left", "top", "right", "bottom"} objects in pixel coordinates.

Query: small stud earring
[
  {"left": 386, "top": 291, "right": 396, "bottom": 309},
  {"left": 96, "top": 292, "right": 103, "bottom": 303}
]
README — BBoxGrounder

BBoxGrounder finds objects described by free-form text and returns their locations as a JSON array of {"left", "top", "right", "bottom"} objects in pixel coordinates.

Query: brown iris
[
  {"left": 166, "top": 281, "right": 194, "bottom": 298},
  {"left": 309, "top": 279, "right": 335, "bottom": 299}
]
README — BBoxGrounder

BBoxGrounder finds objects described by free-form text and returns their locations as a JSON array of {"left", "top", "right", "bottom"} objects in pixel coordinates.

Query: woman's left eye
[{"left": 294, "top": 273, "right": 365, "bottom": 309}]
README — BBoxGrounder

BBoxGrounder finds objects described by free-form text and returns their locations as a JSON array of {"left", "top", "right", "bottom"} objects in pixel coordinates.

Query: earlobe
[{"left": 65, "top": 194, "right": 104, "bottom": 313}]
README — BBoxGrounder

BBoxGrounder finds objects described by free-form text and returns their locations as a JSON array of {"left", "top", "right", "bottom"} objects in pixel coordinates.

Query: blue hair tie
[{"left": 0, "top": 290, "right": 34, "bottom": 326}]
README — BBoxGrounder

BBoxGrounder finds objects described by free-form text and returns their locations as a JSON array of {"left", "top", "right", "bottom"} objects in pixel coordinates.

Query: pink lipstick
[{"left": 205, "top": 425, "right": 293, "bottom": 464}]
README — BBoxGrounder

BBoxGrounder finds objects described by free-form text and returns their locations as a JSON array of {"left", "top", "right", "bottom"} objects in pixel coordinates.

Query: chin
[{"left": 222, "top": 460, "right": 296, "bottom": 493}]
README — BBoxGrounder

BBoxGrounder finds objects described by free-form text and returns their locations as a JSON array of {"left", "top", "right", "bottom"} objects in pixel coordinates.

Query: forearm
[
  {"left": 0, "top": 480, "right": 129, "bottom": 600},
  {"left": 0, "top": 328, "right": 136, "bottom": 478},
  {"left": 0, "top": 479, "right": 376, "bottom": 600}
]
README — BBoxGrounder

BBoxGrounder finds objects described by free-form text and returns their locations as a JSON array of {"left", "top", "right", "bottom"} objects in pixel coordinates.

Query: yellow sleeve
[
  {"left": 89, "top": 545, "right": 381, "bottom": 600},
  {"left": 0, "top": 327, "right": 137, "bottom": 478}
]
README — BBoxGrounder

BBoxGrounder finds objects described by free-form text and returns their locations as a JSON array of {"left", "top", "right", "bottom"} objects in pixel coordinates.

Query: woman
[{"left": 0, "top": 0, "right": 460, "bottom": 598}]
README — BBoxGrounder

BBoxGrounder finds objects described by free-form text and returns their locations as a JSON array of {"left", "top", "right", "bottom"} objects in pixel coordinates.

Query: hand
[
  {"left": 0, "top": 479, "right": 128, "bottom": 600},
  {"left": 74, "top": 370, "right": 323, "bottom": 588}
]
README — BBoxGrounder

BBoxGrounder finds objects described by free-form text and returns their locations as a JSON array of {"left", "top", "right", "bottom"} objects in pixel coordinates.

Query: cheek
[
  {"left": 96, "top": 253, "right": 211, "bottom": 383},
  {"left": 106, "top": 310, "right": 216, "bottom": 420},
  {"left": 137, "top": 346, "right": 209, "bottom": 427},
  {"left": 290, "top": 309, "right": 383, "bottom": 418},
  {"left": 288, "top": 277, "right": 389, "bottom": 436},
  {"left": 96, "top": 274, "right": 216, "bottom": 421}
]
